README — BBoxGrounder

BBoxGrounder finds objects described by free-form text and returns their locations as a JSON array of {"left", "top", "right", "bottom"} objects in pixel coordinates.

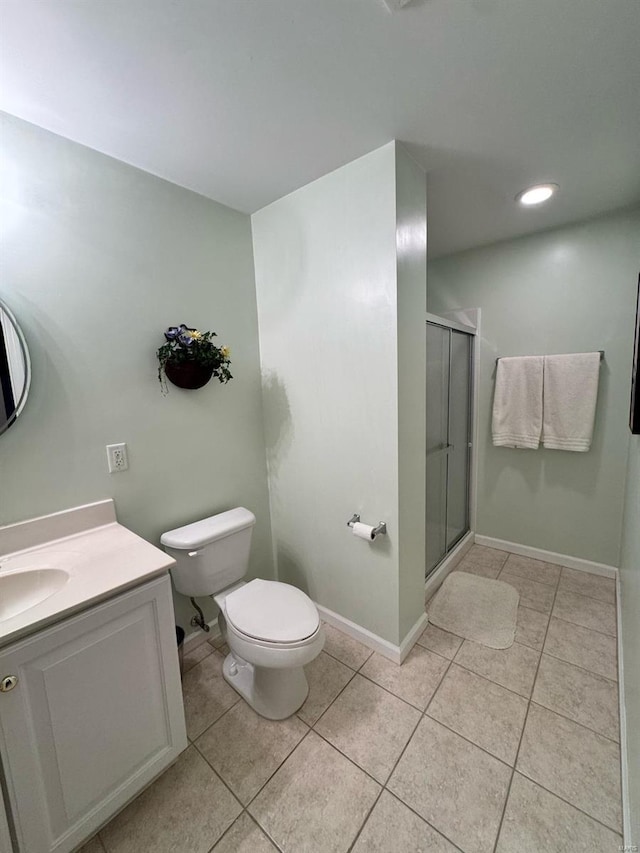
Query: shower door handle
[{"left": 427, "top": 443, "right": 454, "bottom": 457}]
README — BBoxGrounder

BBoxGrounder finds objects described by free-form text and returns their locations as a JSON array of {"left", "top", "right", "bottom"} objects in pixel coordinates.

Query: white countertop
[{"left": 0, "top": 501, "right": 175, "bottom": 648}]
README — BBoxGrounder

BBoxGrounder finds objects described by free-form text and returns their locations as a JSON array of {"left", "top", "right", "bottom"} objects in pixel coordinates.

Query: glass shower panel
[
  {"left": 425, "top": 324, "right": 450, "bottom": 575},
  {"left": 446, "top": 330, "right": 471, "bottom": 550}
]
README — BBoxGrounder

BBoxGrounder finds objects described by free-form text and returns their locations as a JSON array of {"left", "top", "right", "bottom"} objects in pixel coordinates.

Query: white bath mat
[{"left": 428, "top": 572, "right": 520, "bottom": 650}]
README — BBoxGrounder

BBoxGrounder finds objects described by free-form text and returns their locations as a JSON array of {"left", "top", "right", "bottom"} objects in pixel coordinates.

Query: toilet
[{"left": 161, "top": 507, "right": 324, "bottom": 719}]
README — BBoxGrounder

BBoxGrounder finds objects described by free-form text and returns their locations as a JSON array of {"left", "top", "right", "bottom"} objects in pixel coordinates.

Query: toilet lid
[{"left": 224, "top": 579, "right": 320, "bottom": 643}]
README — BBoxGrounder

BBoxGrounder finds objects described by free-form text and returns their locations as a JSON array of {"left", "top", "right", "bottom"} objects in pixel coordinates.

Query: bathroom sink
[{"left": 0, "top": 568, "right": 70, "bottom": 622}]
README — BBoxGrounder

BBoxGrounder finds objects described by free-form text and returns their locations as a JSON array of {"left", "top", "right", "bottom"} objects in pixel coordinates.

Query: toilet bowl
[
  {"left": 215, "top": 579, "right": 324, "bottom": 719},
  {"left": 161, "top": 508, "right": 324, "bottom": 719}
]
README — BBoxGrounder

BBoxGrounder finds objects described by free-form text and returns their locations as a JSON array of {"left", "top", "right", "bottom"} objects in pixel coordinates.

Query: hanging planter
[
  {"left": 157, "top": 324, "right": 232, "bottom": 394},
  {"left": 164, "top": 359, "right": 215, "bottom": 390}
]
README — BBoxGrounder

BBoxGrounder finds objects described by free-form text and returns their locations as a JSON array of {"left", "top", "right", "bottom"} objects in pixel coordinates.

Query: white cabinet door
[{"left": 0, "top": 575, "right": 187, "bottom": 853}]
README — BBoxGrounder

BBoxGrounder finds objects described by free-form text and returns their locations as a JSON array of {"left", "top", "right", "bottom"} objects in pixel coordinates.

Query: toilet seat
[{"left": 224, "top": 578, "right": 319, "bottom": 644}]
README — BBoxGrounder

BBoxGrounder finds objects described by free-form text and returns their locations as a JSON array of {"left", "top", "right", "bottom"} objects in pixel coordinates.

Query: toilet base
[{"left": 222, "top": 652, "right": 309, "bottom": 720}]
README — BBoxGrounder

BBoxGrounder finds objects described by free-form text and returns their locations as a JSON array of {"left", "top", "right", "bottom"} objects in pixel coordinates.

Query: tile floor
[{"left": 81, "top": 545, "right": 623, "bottom": 853}]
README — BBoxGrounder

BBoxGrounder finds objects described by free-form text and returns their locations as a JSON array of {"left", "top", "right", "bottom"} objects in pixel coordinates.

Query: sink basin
[{"left": 0, "top": 569, "right": 70, "bottom": 622}]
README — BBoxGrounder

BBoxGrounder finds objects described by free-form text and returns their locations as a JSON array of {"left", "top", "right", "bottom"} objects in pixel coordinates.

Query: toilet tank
[{"left": 161, "top": 508, "right": 256, "bottom": 598}]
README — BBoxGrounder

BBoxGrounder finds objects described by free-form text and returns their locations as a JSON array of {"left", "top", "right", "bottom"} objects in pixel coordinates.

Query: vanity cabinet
[{"left": 0, "top": 575, "right": 187, "bottom": 853}]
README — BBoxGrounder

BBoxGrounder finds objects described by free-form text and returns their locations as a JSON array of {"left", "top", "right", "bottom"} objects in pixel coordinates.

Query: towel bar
[{"left": 495, "top": 350, "right": 604, "bottom": 366}]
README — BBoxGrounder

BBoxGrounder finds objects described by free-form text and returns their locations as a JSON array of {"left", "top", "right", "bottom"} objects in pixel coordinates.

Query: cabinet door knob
[{"left": 0, "top": 675, "right": 18, "bottom": 693}]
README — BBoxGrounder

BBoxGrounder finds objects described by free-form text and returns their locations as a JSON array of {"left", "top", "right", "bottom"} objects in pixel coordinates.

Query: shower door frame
[{"left": 425, "top": 312, "right": 478, "bottom": 582}]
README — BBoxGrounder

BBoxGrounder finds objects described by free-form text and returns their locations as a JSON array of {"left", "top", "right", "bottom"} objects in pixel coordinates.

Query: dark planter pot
[{"left": 164, "top": 360, "right": 214, "bottom": 390}]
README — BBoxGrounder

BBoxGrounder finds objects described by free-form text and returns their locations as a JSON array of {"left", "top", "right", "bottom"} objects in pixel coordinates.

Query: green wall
[
  {"left": 252, "top": 143, "right": 428, "bottom": 647},
  {"left": 0, "top": 113, "right": 274, "bottom": 630},
  {"left": 621, "top": 432, "right": 640, "bottom": 845},
  {"left": 428, "top": 209, "right": 640, "bottom": 566}
]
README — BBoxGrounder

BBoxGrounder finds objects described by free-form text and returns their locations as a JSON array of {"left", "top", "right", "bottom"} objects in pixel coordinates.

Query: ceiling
[{"left": 1, "top": 0, "right": 639, "bottom": 257}]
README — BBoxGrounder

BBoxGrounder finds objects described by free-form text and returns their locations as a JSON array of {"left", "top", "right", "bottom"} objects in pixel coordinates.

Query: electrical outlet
[{"left": 106, "top": 443, "right": 128, "bottom": 473}]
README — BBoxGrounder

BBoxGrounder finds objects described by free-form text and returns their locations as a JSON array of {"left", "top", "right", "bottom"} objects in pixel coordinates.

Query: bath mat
[{"left": 427, "top": 572, "right": 519, "bottom": 649}]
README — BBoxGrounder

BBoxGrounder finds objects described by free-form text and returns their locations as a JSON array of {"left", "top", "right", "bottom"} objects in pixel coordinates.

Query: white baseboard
[
  {"left": 617, "top": 576, "right": 632, "bottom": 846},
  {"left": 316, "top": 603, "right": 426, "bottom": 665},
  {"left": 184, "top": 618, "right": 220, "bottom": 651},
  {"left": 425, "top": 530, "right": 474, "bottom": 600},
  {"left": 398, "top": 611, "right": 429, "bottom": 663},
  {"left": 474, "top": 534, "right": 618, "bottom": 579},
  {"left": 186, "top": 603, "right": 427, "bottom": 667}
]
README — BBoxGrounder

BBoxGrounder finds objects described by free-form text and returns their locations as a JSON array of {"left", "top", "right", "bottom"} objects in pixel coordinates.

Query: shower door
[{"left": 426, "top": 319, "right": 473, "bottom": 577}]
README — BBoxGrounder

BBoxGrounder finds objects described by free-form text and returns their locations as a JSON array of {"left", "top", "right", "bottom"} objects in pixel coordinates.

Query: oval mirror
[{"left": 0, "top": 298, "right": 31, "bottom": 436}]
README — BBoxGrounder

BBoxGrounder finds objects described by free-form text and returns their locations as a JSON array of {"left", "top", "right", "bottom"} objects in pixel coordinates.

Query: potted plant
[{"left": 157, "top": 324, "right": 232, "bottom": 393}]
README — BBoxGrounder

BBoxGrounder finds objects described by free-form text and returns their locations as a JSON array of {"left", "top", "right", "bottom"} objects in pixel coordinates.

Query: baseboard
[
  {"left": 425, "top": 530, "right": 474, "bottom": 600},
  {"left": 617, "top": 576, "right": 632, "bottom": 846},
  {"left": 398, "top": 611, "right": 429, "bottom": 663},
  {"left": 474, "top": 534, "right": 618, "bottom": 579},
  {"left": 184, "top": 618, "right": 220, "bottom": 651},
  {"left": 316, "top": 603, "right": 405, "bottom": 664},
  {"left": 186, "top": 603, "right": 425, "bottom": 666}
]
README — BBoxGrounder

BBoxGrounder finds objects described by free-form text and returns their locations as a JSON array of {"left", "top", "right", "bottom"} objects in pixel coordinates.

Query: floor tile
[
  {"left": 212, "top": 813, "right": 279, "bottom": 853},
  {"left": 181, "top": 651, "right": 240, "bottom": 740},
  {"left": 360, "top": 645, "right": 449, "bottom": 710},
  {"left": 297, "top": 650, "right": 355, "bottom": 726},
  {"left": 322, "top": 623, "right": 373, "bottom": 670},
  {"left": 427, "top": 664, "right": 528, "bottom": 765},
  {"left": 315, "top": 674, "right": 420, "bottom": 783},
  {"left": 388, "top": 716, "right": 511, "bottom": 853},
  {"left": 515, "top": 606, "right": 549, "bottom": 650},
  {"left": 249, "top": 731, "right": 380, "bottom": 853},
  {"left": 209, "top": 631, "right": 226, "bottom": 649},
  {"left": 544, "top": 617, "right": 617, "bottom": 681},
  {"left": 517, "top": 703, "right": 621, "bottom": 831},
  {"left": 532, "top": 654, "right": 619, "bottom": 740},
  {"left": 552, "top": 590, "right": 616, "bottom": 636},
  {"left": 502, "top": 554, "right": 561, "bottom": 587},
  {"left": 496, "top": 772, "right": 622, "bottom": 853},
  {"left": 352, "top": 790, "right": 458, "bottom": 853},
  {"left": 454, "top": 559, "right": 502, "bottom": 579},
  {"left": 462, "top": 544, "right": 509, "bottom": 571},
  {"left": 416, "top": 623, "right": 463, "bottom": 659},
  {"left": 182, "top": 640, "right": 213, "bottom": 674},
  {"left": 79, "top": 837, "right": 106, "bottom": 853},
  {"left": 100, "top": 746, "right": 241, "bottom": 853},
  {"left": 195, "top": 700, "right": 308, "bottom": 804},
  {"left": 454, "top": 640, "right": 540, "bottom": 697},
  {"left": 558, "top": 567, "right": 616, "bottom": 604},
  {"left": 497, "top": 572, "right": 555, "bottom": 613}
]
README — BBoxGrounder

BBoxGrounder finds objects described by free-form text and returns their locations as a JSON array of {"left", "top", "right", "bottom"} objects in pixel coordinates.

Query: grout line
[
  {"left": 540, "top": 647, "right": 619, "bottom": 684},
  {"left": 353, "top": 668, "right": 436, "bottom": 712},
  {"left": 190, "top": 740, "right": 246, "bottom": 809},
  {"left": 188, "top": 693, "right": 242, "bottom": 744},
  {"left": 490, "top": 569, "right": 560, "bottom": 853},
  {"left": 451, "top": 650, "right": 540, "bottom": 702},
  {"left": 513, "top": 770, "right": 623, "bottom": 837},
  {"left": 347, "top": 657, "right": 457, "bottom": 852},
  {"left": 527, "top": 699, "right": 621, "bottom": 746},
  {"left": 548, "top": 611, "right": 618, "bottom": 640},
  {"left": 376, "top": 790, "right": 466, "bottom": 853},
  {"left": 421, "top": 709, "right": 514, "bottom": 771},
  {"left": 306, "top": 666, "right": 360, "bottom": 728},
  {"left": 320, "top": 645, "right": 373, "bottom": 672}
]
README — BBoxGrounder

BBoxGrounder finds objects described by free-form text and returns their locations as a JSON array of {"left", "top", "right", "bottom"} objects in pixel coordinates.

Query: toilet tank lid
[{"left": 160, "top": 507, "right": 256, "bottom": 550}]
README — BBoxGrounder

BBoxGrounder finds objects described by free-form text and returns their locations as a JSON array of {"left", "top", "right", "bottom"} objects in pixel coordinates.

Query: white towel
[
  {"left": 492, "top": 356, "right": 543, "bottom": 449},
  {"left": 542, "top": 352, "right": 600, "bottom": 451}
]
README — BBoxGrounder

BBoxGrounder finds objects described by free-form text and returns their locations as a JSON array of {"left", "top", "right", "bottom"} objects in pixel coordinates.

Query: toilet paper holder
[{"left": 347, "top": 514, "right": 387, "bottom": 537}]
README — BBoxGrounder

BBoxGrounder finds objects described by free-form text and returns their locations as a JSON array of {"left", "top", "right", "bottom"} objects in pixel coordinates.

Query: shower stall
[{"left": 425, "top": 314, "right": 475, "bottom": 577}]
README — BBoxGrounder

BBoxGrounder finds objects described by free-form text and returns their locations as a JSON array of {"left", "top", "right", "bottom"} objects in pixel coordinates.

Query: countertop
[{"left": 0, "top": 501, "right": 175, "bottom": 648}]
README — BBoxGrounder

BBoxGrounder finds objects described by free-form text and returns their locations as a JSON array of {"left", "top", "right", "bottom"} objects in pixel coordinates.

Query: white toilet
[{"left": 161, "top": 507, "right": 324, "bottom": 720}]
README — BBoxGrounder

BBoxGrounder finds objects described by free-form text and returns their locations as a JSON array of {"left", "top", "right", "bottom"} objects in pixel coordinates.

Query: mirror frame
[{"left": 0, "top": 297, "right": 32, "bottom": 436}]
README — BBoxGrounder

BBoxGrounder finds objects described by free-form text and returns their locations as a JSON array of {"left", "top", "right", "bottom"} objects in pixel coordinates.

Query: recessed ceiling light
[{"left": 516, "top": 183, "right": 559, "bottom": 206}]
